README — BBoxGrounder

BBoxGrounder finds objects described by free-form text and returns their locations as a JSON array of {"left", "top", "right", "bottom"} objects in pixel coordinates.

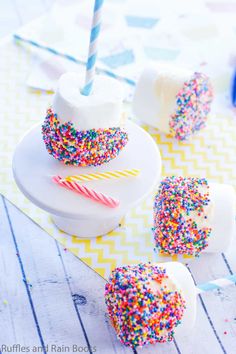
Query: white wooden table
[
  {"left": 1, "top": 195, "right": 236, "bottom": 354},
  {"left": 1, "top": 1, "right": 236, "bottom": 354}
]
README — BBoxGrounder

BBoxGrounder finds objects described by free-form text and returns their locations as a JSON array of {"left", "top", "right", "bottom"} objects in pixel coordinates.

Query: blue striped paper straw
[
  {"left": 13, "top": 34, "right": 136, "bottom": 87},
  {"left": 196, "top": 273, "right": 236, "bottom": 294},
  {"left": 81, "top": 0, "right": 104, "bottom": 96}
]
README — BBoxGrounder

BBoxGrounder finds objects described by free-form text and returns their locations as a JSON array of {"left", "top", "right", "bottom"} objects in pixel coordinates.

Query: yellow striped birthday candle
[{"left": 65, "top": 169, "right": 140, "bottom": 182}]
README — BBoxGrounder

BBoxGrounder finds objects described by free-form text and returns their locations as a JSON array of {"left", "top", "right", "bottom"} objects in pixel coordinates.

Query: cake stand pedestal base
[
  {"left": 51, "top": 212, "right": 123, "bottom": 238},
  {"left": 13, "top": 121, "right": 162, "bottom": 238}
]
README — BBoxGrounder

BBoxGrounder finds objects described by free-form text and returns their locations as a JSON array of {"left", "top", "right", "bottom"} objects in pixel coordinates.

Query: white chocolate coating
[
  {"left": 180, "top": 182, "right": 236, "bottom": 253},
  {"left": 156, "top": 262, "right": 197, "bottom": 336},
  {"left": 206, "top": 183, "right": 236, "bottom": 252},
  {"left": 52, "top": 72, "right": 124, "bottom": 131},
  {"left": 132, "top": 64, "right": 190, "bottom": 133}
]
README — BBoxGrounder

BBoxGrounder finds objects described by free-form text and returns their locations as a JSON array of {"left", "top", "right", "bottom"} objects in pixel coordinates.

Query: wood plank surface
[
  {"left": 0, "top": 196, "right": 137, "bottom": 353},
  {"left": 1, "top": 196, "right": 236, "bottom": 353},
  {"left": 0, "top": 197, "right": 42, "bottom": 348},
  {"left": 1, "top": 196, "right": 89, "bottom": 352}
]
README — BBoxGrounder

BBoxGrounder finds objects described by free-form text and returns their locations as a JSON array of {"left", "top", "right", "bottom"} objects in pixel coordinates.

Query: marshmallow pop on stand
[
  {"left": 12, "top": 0, "right": 162, "bottom": 238},
  {"left": 42, "top": 73, "right": 128, "bottom": 167}
]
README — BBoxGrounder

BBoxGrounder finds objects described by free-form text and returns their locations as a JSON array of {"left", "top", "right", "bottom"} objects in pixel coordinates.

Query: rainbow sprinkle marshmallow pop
[
  {"left": 42, "top": 0, "right": 128, "bottom": 167},
  {"left": 42, "top": 72, "right": 128, "bottom": 167},
  {"left": 153, "top": 176, "right": 236, "bottom": 256},
  {"left": 105, "top": 262, "right": 236, "bottom": 349},
  {"left": 105, "top": 262, "right": 196, "bottom": 348},
  {"left": 132, "top": 63, "right": 213, "bottom": 141}
]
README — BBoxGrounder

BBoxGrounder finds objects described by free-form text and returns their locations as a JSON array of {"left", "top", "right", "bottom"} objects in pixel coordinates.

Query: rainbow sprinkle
[
  {"left": 153, "top": 176, "right": 212, "bottom": 256},
  {"left": 42, "top": 108, "right": 128, "bottom": 166},
  {"left": 169, "top": 72, "right": 213, "bottom": 141},
  {"left": 105, "top": 263, "right": 185, "bottom": 348}
]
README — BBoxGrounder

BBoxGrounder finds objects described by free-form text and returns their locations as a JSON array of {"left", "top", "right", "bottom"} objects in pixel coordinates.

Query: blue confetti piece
[
  {"left": 125, "top": 15, "right": 159, "bottom": 29},
  {"left": 100, "top": 49, "right": 135, "bottom": 69},
  {"left": 232, "top": 70, "right": 236, "bottom": 107},
  {"left": 144, "top": 47, "right": 180, "bottom": 61}
]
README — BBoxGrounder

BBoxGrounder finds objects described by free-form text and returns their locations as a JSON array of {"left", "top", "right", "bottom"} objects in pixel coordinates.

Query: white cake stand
[{"left": 12, "top": 121, "right": 162, "bottom": 238}]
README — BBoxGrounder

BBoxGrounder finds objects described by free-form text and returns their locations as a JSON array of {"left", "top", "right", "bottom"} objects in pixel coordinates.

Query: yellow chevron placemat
[{"left": 1, "top": 40, "right": 236, "bottom": 279}]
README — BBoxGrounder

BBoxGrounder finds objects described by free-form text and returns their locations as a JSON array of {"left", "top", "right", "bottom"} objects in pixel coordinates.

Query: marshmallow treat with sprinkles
[
  {"left": 132, "top": 64, "right": 213, "bottom": 140},
  {"left": 153, "top": 176, "right": 235, "bottom": 257},
  {"left": 105, "top": 262, "right": 196, "bottom": 348},
  {"left": 42, "top": 72, "right": 128, "bottom": 166}
]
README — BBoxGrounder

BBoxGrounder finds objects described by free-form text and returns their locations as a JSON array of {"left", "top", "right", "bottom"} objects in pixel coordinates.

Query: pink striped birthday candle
[{"left": 52, "top": 176, "right": 119, "bottom": 209}]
